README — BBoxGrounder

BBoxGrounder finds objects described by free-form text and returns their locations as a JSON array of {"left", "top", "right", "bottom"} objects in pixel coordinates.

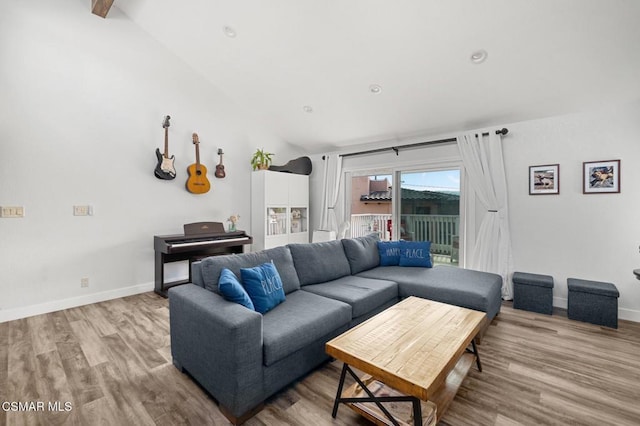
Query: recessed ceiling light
[
  {"left": 369, "top": 84, "right": 382, "bottom": 94},
  {"left": 302, "top": 105, "right": 313, "bottom": 113},
  {"left": 222, "top": 26, "right": 237, "bottom": 38},
  {"left": 470, "top": 49, "right": 488, "bottom": 64}
]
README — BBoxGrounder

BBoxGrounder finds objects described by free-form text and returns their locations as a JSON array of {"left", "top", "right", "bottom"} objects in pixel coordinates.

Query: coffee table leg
[
  {"left": 471, "top": 339, "right": 482, "bottom": 372},
  {"left": 332, "top": 364, "right": 417, "bottom": 426},
  {"left": 411, "top": 396, "right": 422, "bottom": 426},
  {"left": 331, "top": 363, "right": 348, "bottom": 418}
]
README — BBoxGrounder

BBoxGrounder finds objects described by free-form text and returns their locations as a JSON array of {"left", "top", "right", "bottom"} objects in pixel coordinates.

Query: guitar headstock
[
  {"left": 217, "top": 148, "right": 224, "bottom": 155},
  {"left": 162, "top": 115, "right": 171, "bottom": 128},
  {"left": 192, "top": 133, "right": 200, "bottom": 144}
]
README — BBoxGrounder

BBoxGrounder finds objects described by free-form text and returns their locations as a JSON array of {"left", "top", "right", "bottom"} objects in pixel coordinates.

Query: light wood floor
[{"left": 1, "top": 293, "right": 640, "bottom": 426}]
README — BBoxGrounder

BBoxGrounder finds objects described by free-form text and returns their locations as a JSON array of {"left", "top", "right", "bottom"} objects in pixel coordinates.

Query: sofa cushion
[
  {"left": 399, "top": 241, "right": 432, "bottom": 267},
  {"left": 263, "top": 246, "right": 302, "bottom": 294},
  {"left": 200, "top": 246, "right": 300, "bottom": 295},
  {"left": 301, "top": 276, "right": 398, "bottom": 318},
  {"left": 341, "top": 234, "right": 380, "bottom": 274},
  {"left": 356, "top": 265, "right": 502, "bottom": 320},
  {"left": 218, "top": 268, "right": 255, "bottom": 310},
  {"left": 288, "top": 240, "right": 351, "bottom": 286},
  {"left": 262, "top": 290, "right": 351, "bottom": 366},
  {"left": 241, "top": 262, "right": 286, "bottom": 314},
  {"left": 201, "top": 252, "right": 268, "bottom": 294},
  {"left": 378, "top": 241, "right": 401, "bottom": 266},
  {"left": 356, "top": 266, "right": 427, "bottom": 286}
]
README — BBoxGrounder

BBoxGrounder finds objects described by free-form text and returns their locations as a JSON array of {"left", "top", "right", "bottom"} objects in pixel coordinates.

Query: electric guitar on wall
[
  {"left": 186, "top": 133, "right": 211, "bottom": 194},
  {"left": 215, "top": 148, "right": 226, "bottom": 179},
  {"left": 154, "top": 115, "right": 176, "bottom": 180}
]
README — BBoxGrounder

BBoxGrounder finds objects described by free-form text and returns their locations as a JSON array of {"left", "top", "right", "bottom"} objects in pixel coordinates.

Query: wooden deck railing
[
  {"left": 350, "top": 213, "right": 459, "bottom": 257},
  {"left": 350, "top": 214, "right": 392, "bottom": 241},
  {"left": 402, "top": 214, "right": 459, "bottom": 255}
]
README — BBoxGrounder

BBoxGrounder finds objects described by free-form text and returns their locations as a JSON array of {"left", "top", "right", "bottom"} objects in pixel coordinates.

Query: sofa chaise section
[{"left": 356, "top": 265, "right": 503, "bottom": 322}]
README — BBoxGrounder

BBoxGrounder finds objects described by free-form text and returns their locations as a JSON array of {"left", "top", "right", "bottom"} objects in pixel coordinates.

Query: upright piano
[{"left": 154, "top": 222, "right": 253, "bottom": 297}]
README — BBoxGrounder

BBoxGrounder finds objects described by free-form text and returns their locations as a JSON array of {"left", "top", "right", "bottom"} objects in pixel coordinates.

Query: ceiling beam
[{"left": 91, "top": 0, "right": 114, "bottom": 18}]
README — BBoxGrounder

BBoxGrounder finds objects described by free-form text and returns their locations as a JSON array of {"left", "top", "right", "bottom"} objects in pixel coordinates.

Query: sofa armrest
[{"left": 169, "top": 284, "right": 264, "bottom": 417}]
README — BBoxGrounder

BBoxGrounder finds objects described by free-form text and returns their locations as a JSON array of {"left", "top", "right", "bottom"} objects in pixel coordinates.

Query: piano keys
[{"left": 154, "top": 222, "right": 253, "bottom": 297}]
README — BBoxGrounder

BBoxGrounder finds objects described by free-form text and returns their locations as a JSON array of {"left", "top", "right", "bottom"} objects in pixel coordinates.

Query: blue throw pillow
[
  {"left": 399, "top": 241, "right": 432, "bottom": 268},
  {"left": 218, "top": 268, "right": 255, "bottom": 310},
  {"left": 240, "top": 262, "right": 286, "bottom": 314},
  {"left": 378, "top": 241, "right": 401, "bottom": 266}
]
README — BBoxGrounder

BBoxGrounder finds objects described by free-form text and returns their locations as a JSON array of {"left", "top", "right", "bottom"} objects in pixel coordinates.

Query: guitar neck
[
  {"left": 195, "top": 143, "right": 201, "bottom": 168},
  {"left": 164, "top": 128, "right": 169, "bottom": 157}
]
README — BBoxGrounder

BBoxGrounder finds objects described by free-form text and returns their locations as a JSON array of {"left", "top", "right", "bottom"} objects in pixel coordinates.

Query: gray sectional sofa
[{"left": 168, "top": 235, "right": 502, "bottom": 424}]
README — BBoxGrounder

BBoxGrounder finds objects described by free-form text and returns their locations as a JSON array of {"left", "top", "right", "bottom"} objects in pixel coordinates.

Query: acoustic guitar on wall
[
  {"left": 215, "top": 148, "right": 226, "bottom": 179},
  {"left": 154, "top": 115, "right": 176, "bottom": 180},
  {"left": 186, "top": 133, "right": 211, "bottom": 194}
]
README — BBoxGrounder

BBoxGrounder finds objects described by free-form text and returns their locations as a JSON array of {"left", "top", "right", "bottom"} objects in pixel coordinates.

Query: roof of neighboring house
[
  {"left": 360, "top": 188, "right": 460, "bottom": 202},
  {"left": 360, "top": 190, "right": 391, "bottom": 202},
  {"left": 400, "top": 188, "right": 460, "bottom": 201}
]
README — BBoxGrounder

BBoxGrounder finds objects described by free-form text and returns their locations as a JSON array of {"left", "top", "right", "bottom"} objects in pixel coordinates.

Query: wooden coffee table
[{"left": 326, "top": 297, "right": 486, "bottom": 425}]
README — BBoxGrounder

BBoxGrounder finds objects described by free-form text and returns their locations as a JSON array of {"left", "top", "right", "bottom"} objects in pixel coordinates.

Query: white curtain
[
  {"left": 318, "top": 154, "right": 344, "bottom": 235},
  {"left": 457, "top": 132, "right": 514, "bottom": 299}
]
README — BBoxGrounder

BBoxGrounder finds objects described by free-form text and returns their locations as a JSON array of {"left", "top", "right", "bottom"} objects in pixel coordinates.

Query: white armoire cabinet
[{"left": 251, "top": 170, "right": 309, "bottom": 251}]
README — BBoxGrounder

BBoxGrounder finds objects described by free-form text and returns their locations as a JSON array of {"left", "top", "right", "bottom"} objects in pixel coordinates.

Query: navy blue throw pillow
[
  {"left": 218, "top": 268, "right": 255, "bottom": 310},
  {"left": 399, "top": 241, "right": 432, "bottom": 268},
  {"left": 240, "top": 262, "right": 286, "bottom": 314},
  {"left": 377, "top": 241, "right": 401, "bottom": 266}
]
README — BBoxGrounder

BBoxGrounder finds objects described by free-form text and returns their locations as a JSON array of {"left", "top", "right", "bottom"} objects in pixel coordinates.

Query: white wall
[
  {"left": 505, "top": 101, "right": 640, "bottom": 322},
  {"left": 309, "top": 102, "right": 640, "bottom": 321},
  {"left": 0, "top": 0, "right": 295, "bottom": 321}
]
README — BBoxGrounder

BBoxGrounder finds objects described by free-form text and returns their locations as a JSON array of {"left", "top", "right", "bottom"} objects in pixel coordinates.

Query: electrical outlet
[
  {"left": 80, "top": 277, "right": 89, "bottom": 288},
  {"left": 73, "top": 205, "right": 93, "bottom": 216},
  {"left": 0, "top": 206, "right": 25, "bottom": 218}
]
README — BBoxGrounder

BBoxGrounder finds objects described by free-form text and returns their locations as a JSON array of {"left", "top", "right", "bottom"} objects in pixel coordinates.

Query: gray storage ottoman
[
  {"left": 567, "top": 278, "right": 619, "bottom": 328},
  {"left": 512, "top": 272, "right": 554, "bottom": 315}
]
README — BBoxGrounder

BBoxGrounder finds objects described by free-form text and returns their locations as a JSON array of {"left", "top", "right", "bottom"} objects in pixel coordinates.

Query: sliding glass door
[
  {"left": 397, "top": 169, "right": 460, "bottom": 265},
  {"left": 348, "top": 168, "right": 461, "bottom": 266}
]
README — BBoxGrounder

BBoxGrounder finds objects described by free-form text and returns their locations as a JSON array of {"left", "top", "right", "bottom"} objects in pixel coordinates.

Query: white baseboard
[
  {"left": 553, "top": 296, "right": 568, "bottom": 310},
  {"left": 0, "top": 282, "right": 155, "bottom": 323},
  {"left": 619, "top": 307, "right": 640, "bottom": 323},
  {"left": 553, "top": 296, "right": 640, "bottom": 323}
]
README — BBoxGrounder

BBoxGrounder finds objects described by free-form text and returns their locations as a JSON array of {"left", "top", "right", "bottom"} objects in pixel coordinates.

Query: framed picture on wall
[
  {"left": 583, "top": 159, "right": 620, "bottom": 194},
  {"left": 529, "top": 164, "right": 560, "bottom": 195}
]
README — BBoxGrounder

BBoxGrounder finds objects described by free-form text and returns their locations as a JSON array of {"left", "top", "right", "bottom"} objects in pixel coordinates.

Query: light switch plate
[
  {"left": 73, "top": 205, "right": 93, "bottom": 216},
  {"left": 0, "top": 206, "right": 25, "bottom": 218}
]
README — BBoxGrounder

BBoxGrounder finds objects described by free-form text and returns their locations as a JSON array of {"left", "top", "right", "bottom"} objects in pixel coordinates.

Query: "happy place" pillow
[
  {"left": 398, "top": 241, "right": 432, "bottom": 268},
  {"left": 377, "top": 241, "right": 402, "bottom": 266}
]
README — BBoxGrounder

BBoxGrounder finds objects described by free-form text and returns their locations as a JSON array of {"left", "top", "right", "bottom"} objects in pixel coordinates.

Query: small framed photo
[
  {"left": 529, "top": 164, "right": 559, "bottom": 195},
  {"left": 583, "top": 160, "right": 620, "bottom": 194}
]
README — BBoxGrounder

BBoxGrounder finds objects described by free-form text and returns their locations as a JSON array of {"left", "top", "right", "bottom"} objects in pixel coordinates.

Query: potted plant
[{"left": 251, "top": 148, "right": 274, "bottom": 170}]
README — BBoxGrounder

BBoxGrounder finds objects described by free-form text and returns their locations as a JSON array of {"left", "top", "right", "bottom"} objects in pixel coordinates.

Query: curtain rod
[{"left": 327, "top": 127, "right": 509, "bottom": 159}]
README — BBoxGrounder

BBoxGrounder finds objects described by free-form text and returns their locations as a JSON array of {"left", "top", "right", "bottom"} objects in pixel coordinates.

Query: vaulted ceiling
[{"left": 117, "top": 0, "right": 640, "bottom": 152}]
